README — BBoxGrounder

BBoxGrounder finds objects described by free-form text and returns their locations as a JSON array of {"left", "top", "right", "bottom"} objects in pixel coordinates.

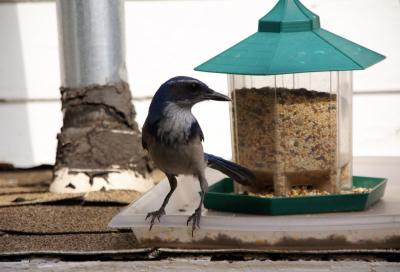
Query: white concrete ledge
[{"left": 50, "top": 167, "right": 154, "bottom": 193}]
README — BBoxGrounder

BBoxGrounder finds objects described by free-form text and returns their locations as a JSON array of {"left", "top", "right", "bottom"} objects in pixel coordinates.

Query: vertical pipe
[
  {"left": 51, "top": 0, "right": 153, "bottom": 193},
  {"left": 57, "top": 0, "right": 127, "bottom": 88}
]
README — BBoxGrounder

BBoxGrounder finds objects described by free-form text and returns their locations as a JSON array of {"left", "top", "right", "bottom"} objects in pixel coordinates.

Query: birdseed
[
  {"left": 241, "top": 185, "right": 369, "bottom": 198},
  {"left": 231, "top": 87, "right": 351, "bottom": 195}
]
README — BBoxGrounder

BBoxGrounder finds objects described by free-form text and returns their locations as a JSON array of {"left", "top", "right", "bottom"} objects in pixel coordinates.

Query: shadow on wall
[{"left": 0, "top": 3, "right": 34, "bottom": 166}]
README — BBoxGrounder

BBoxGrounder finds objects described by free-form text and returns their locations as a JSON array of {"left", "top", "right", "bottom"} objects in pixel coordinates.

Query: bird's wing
[
  {"left": 189, "top": 120, "right": 204, "bottom": 142},
  {"left": 141, "top": 122, "right": 148, "bottom": 150},
  {"left": 142, "top": 117, "right": 162, "bottom": 149},
  {"left": 142, "top": 118, "right": 159, "bottom": 150}
]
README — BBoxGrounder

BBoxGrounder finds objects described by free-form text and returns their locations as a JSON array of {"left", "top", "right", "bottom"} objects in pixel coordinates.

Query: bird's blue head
[{"left": 150, "top": 76, "right": 230, "bottom": 111}]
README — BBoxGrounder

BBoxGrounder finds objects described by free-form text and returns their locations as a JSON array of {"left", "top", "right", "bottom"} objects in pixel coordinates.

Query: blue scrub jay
[{"left": 142, "top": 76, "right": 255, "bottom": 234}]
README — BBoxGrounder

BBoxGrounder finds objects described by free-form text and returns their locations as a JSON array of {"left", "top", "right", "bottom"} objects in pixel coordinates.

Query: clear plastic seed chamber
[
  {"left": 195, "top": 0, "right": 384, "bottom": 197},
  {"left": 229, "top": 72, "right": 352, "bottom": 195}
]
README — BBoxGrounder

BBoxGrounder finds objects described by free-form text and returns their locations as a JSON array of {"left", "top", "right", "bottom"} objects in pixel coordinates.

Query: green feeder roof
[{"left": 195, "top": 0, "right": 385, "bottom": 75}]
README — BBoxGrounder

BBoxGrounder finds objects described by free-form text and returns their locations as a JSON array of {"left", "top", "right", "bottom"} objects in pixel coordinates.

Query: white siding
[{"left": 0, "top": 0, "right": 399, "bottom": 166}]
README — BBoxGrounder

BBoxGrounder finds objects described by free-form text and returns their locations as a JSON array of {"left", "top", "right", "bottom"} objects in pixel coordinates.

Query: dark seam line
[
  {"left": 0, "top": 229, "right": 130, "bottom": 235},
  {"left": 293, "top": 0, "right": 314, "bottom": 21},
  {"left": 311, "top": 30, "right": 364, "bottom": 69},
  {"left": 266, "top": 34, "right": 283, "bottom": 73}
]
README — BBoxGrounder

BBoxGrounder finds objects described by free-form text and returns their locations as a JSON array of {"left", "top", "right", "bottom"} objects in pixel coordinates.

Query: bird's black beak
[{"left": 204, "top": 88, "right": 231, "bottom": 101}]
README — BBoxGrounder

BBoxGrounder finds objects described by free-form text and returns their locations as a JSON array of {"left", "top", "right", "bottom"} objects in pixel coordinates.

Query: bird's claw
[
  {"left": 186, "top": 207, "right": 202, "bottom": 236},
  {"left": 146, "top": 208, "right": 165, "bottom": 231}
]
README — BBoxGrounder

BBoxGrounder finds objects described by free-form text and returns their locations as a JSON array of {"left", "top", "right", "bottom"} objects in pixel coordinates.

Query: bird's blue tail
[{"left": 205, "top": 153, "right": 255, "bottom": 186}]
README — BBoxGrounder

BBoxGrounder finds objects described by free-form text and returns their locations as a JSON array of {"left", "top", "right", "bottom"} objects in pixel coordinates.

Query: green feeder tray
[{"left": 204, "top": 176, "right": 387, "bottom": 215}]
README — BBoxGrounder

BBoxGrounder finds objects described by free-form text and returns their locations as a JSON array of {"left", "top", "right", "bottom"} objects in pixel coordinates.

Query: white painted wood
[
  {"left": 353, "top": 94, "right": 400, "bottom": 156},
  {"left": 0, "top": 102, "right": 61, "bottom": 166},
  {"left": 0, "top": 2, "right": 59, "bottom": 99},
  {"left": 0, "top": 0, "right": 400, "bottom": 166},
  {"left": 0, "top": 0, "right": 399, "bottom": 99},
  {"left": 353, "top": 157, "right": 400, "bottom": 183}
]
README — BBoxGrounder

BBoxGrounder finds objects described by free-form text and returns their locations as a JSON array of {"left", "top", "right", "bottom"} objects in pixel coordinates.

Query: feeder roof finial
[{"left": 259, "top": 0, "right": 320, "bottom": 32}]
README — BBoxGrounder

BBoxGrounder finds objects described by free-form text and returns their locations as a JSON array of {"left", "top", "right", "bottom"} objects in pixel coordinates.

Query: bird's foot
[
  {"left": 145, "top": 208, "right": 165, "bottom": 231},
  {"left": 186, "top": 207, "right": 202, "bottom": 236}
]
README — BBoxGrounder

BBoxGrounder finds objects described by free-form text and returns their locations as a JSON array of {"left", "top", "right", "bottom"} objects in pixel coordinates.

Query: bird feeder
[{"left": 195, "top": 0, "right": 384, "bottom": 196}]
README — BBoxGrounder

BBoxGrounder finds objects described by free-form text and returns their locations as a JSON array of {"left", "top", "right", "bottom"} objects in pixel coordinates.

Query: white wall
[{"left": 0, "top": 0, "right": 399, "bottom": 167}]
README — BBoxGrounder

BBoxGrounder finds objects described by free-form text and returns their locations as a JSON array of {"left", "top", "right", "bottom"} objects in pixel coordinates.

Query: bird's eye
[{"left": 191, "top": 83, "right": 199, "bottom": 89}]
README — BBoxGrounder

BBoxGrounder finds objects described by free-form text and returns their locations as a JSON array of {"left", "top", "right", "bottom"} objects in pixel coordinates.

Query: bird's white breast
[{"left": 157, "top": 102, "right": 195, "bottom": 143}]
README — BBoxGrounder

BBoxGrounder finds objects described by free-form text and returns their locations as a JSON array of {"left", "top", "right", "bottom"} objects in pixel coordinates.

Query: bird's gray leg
[
  {"left": 187, "top": 172, "right": 208, "bottom": 236},
  {"left": 146, "top": 174, "right": 177, "bottom": 231}
]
